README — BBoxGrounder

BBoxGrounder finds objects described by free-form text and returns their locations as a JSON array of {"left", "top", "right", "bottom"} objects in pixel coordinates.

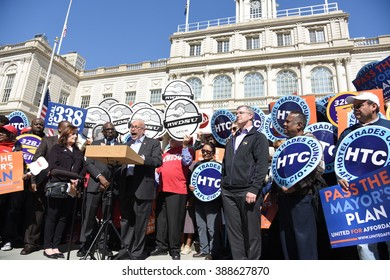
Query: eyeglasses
[
  {"left": 130, "top": 125, "right": 144, "bottom": 130},
  {"left": 201, "top": 149, "right": 213, "bottom": 155}
]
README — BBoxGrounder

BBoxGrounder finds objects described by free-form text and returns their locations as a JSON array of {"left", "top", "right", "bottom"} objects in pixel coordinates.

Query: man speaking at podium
[{"left": 115, "top": 119, "right": 162, "bottom": 260}]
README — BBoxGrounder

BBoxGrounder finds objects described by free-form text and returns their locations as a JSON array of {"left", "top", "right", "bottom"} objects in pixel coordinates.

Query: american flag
[{"left": 40, "top": 89, "right": 55, "bottom": 136}]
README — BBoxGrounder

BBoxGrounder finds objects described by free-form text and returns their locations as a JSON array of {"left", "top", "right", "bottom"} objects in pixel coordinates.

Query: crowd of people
[{"left": 0, "top": 94, "right": 389, "bottom": 260}]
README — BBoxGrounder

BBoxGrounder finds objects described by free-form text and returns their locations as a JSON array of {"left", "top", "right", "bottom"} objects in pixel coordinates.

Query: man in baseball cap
[
  {"left": 346, "top": 91, "right": 380, "bottom": 108},
  {"left": 337, "top": 91, "right": 390, "bottom": 260},
  {"left": 344, "top": 91, "right": 383, "bottom": 124}
]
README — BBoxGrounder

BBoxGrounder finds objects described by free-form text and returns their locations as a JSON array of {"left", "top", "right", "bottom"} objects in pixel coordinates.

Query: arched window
[
  {"left": 276, "top": 70, "right": 298, "bottom": 96},
  {"left": 213, "top": 75, "right": 232, "bottom": 100},
  {"left": 244, "top": 72, "right": 264, "bottom": 97},
  {"left": 1, "top": 65, "right": 17, "bottom": 103},
  {"left": 311, "top": 67, "right": 334, "bottom": 93},
  {"left": 186, "top": 77, "right": 202, "bottom": 100}
]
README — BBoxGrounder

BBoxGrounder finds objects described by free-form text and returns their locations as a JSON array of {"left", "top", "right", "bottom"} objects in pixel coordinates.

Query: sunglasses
[{"left": 201, "top": 149, "right": 213, "bottom": 155}]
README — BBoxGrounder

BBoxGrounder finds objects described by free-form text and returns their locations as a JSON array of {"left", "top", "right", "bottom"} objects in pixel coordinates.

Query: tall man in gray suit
[
  {"left": 77, "top": 122, "right": 120, "bottom": 257},
  {"left": 114, "top": 119, "right": 162, "bottom": 260}
]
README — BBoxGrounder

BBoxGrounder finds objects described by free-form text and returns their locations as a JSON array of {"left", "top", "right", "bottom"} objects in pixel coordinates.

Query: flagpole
[
  {"left": 185, "top": 0, "right": 190, "bottom": 32},
  {"left": 57, "top": 0, "right": 73, "bottom": 55},
  {"left": 37, "top": 37, "right": 58, "bottom": 118}
]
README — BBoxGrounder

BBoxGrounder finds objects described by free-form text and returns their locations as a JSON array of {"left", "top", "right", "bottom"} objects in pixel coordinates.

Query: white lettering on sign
[
  {"left": 197, "top": 176, "right": 221, "bottom": 188},
  {"left": 345, "top": 148, "right": 387, "bottom": 165},
  {"left": 277, "top": 110, "right": 291, "bottom": 120},
  {"left": 214, "top": 122, "right": 232, "bottom": 133},
  {"left": 277, "top": 151, "right": 310, "bottom": 169},
  {"left": 319, "top": 140, "right": 335, "bottom": 157}
]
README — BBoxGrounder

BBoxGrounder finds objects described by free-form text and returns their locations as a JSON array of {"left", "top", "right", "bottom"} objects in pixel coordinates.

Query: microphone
[{"left": 51, "top": 169, "right": 83, "bottom": 180}]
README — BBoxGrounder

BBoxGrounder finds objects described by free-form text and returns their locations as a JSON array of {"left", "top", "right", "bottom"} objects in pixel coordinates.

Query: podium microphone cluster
[{"left": 51, "top": 169, "right": 84, "bottom": 180}]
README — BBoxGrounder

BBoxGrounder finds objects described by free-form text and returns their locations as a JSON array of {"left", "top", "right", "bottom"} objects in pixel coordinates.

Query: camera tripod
[{"left": 82, "top": 165, "right": 131, "bottom": 260}]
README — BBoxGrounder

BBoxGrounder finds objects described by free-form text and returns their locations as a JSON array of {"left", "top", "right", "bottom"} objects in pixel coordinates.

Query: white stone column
[
  {"left": 344, "top": 57, "right": 353, "bottom": 91},
  {"left": 266, "top": 64, "right": 273, "bottom": 96},
  {"left": 335, "top": 58, "right": 343, "bottom": 92},
  {"left": 203, "top": 70, "right": 210, "bottom": 100},
  {"left": 299, "top": 62, "right": 308, "bottom": 95},
  {"left": 234, "top": 67, "right": 240, "bottom": 99}
]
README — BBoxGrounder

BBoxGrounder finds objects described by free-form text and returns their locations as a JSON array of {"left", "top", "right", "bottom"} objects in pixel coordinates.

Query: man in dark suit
[
  {"left": 114, "top": 119, "right": 162, "bottom": 260},
  {"left": 77, "top": 122, "right": 120, "bottom": 257},
  {"left": 21, "top": 119, "right": 70, "bottom": 255}
]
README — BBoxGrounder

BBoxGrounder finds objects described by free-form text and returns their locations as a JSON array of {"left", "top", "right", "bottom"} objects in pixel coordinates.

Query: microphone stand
[{"left": 82, "top": 162, "right": 131, "bottom": 260}]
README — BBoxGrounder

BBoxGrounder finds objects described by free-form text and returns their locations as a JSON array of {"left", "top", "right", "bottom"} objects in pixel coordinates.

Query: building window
[
  {"left": 217, "top": 40, "right": 230, "bottom": 53},
  {"left": 213, "top": 75, "right": 232, "bottom": 100},
  {"left": 125, "top": 91, "right": 136, "bottom": 105},
  {"left": 58, "top": 91, "right": 69, "bottom": 104},
  {"left": 190, "top": 44, "right": 201, "bottom": 56},
  {"left": 2, "top": 74, "right": 15, "bottom": 103},
  {"left": 246, "top": 37, "right": 260, "bottom": 50},
  {"left": 102, "top": 93, "right": 112, "bottom": 99},
  {"left": 150, "top": 89, "right": 162, "bottom": 104},
  {"left": 276, "top": 70, "right": 298, "bottom": 96},
  {"left": 33, "top": 80, "right": 45, "bottom": 106},
  {"left": 187, "top": 77, "right": 202, "bottom": 100},
  {"left": 244, "top": 73, "right": 264, "bottom": 98},
  {"left": 277, "top": 33, "right": 292, "bottom": 46},
  {"left": 250, "top": 0, "right": 262, "bottom": 19},
  {"left": 311, "top": 67, "right": 334, "bottom": 93},
  {"left": 309, "top": 29, "right": 325, "bottom": 43},
  {"left": 80, "top": 96, "right": 91, "bottom": 108}
]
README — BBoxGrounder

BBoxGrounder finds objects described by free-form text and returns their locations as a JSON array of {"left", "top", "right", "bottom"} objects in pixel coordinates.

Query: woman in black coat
[{"left": 43, "top": 125, "right": 85, "bottom": 259}]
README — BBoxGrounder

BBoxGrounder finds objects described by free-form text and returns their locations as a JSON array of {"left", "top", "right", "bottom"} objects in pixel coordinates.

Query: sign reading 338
[{"left": 45, "top": 102, "right": 87, "bottom": 132}]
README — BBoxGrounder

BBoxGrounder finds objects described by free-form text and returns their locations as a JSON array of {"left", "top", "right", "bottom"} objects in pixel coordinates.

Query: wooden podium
[{"left": 85, "top": 145, "right": 144, "bottom": 165}]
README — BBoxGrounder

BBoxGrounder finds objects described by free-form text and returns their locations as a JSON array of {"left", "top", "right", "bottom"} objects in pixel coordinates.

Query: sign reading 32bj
[
  {"left": 271, "top": 136, "right": 323, "bottom": 188},
  {"left": 190, "top": 162, "right": 222, "bottom": 202}
]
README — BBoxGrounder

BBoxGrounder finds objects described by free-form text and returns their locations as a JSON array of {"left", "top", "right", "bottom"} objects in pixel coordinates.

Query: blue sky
[{"left": 1, "top": 0, "right": 389, "bottom": 70}]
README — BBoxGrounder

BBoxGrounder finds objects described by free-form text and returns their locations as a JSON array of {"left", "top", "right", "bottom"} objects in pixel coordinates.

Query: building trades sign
[
  {"left": 335, "top": 126, "right": 390, "bottom": 181},
  {"left": 190, "top": 161, "right": 222, "bottom": 202},
  {"left": 271, "top": 136, "right": 323, "bottom": 188}
]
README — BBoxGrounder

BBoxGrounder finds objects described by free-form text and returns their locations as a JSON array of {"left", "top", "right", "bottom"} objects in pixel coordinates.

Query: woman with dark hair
[
  {"left": 43, "top": 125, "right": 85, "bottom": 259},
  {"left": 189, "top": 142, "right": 222, "bottom": 260}
]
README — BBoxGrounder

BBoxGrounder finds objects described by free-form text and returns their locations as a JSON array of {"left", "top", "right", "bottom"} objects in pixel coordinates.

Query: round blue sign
[
  {"left": 335, "top": 126, "right": 390, "bottom": 181},
  {"left": 261, "top": 115, "right": 285, "bottom": 142},
  {"left": 252, "top": 107, "right": 266, "bottom": 132},
  {"left": 271, "top": 136, "right": 323, "bottom": 188},
  {"left": 271, "top": 96, "right": 310, "bottom": 136},
  {"left": 190, "top": 162, "right": 222, "bottom": 202},
  {"left": 211, "top": 110, "right": 236, "bottom": 146},
  {"left": 305, "top": 122, "right": 337, "bottom": 173},
  {"left": 8, "top": 111, "right": 29, "bottom": 135}
]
